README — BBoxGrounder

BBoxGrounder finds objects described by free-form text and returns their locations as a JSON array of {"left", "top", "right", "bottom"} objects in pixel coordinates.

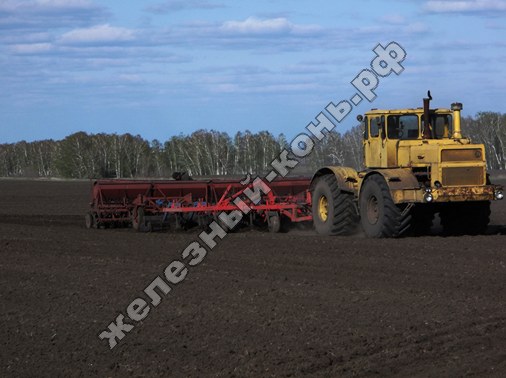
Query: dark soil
[{"left": 1, "top": 178, "right": 505, "bottom": 377}]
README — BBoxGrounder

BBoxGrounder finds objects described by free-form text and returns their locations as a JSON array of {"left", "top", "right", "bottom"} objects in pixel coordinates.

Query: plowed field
[{"left": 1, "top": 179, "right": 505, "bottom": 377}]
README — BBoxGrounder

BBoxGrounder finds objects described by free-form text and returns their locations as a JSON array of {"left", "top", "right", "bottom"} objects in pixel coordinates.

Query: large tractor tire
[
  {"left": 440, "top": 201, "right": 490, "bottom": 236},
  {"left": 359, "top": 174, "right": 410, "bottom": 238},
  {"left": 312, "top": 174, "right": 358, "bottom": 235}
]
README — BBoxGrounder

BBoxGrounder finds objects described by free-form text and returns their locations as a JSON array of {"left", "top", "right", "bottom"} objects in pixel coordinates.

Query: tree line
[
  {"left": 0, "top": 128, "right": 363, "bottom": 178},
  {"left": 462, "top": 112, "right": 506, "bottom": 171},
  {"left": 0, "top": 111, "right": 504, "bottom": 178}
]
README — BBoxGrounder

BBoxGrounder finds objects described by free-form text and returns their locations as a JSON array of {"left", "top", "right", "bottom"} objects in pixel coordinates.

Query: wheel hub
[
  {"left": 366, "top": 195, "right": 379, "bottom": 224},
  {"left": 318, "top": 195, "right": 328, "bottom": 222}
]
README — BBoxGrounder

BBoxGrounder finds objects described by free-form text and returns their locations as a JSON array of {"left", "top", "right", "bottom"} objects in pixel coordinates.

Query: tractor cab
[
  {"left": 359, "top": 93, "right": 475, "bottom": 164},
  {"left": 357, "top": 96, "right": 490, "bottom": 189}
]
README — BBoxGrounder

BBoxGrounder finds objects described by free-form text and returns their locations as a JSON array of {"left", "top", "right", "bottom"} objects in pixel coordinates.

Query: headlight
[
  {"left": 495, "top": 191, "right": 504, "bottom": 200},
  {"left": 424, "top": 192, "right": 434, "bottom": 202}
]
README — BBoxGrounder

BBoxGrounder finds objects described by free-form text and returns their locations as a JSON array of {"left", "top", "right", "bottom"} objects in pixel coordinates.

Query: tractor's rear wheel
[
  {"left": 312, "top": 174, "right": 358, "bottom": 235},
  {"left": 359, "top": 175, "right": 410, "bottom": 238}
]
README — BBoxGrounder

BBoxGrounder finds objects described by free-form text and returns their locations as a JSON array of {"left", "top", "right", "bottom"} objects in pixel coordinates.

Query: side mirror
[{"left": 357, "top": 115, "right": 364, "bottom": 122}]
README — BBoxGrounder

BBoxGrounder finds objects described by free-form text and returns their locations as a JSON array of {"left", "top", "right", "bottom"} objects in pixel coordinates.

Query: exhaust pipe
[
  {"left": 422, "top": 90, "right": 432, "bottom": 139},
  {"left": 451, "top": 102, "right": 463, "bottom": 139}
]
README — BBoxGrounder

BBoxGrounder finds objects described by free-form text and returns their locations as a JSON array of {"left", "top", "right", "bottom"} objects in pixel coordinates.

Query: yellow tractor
[{"left": 311, "top": 92, "right": 504, "bottom": 237}]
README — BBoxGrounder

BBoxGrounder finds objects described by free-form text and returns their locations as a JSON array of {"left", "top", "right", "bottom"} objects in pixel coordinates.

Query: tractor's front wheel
[
  {"left": 312, "top": 174, "right": 358, "bottom": 235},
  {"left": 359, "top": 175, "right": 410, "bottom": 238}
]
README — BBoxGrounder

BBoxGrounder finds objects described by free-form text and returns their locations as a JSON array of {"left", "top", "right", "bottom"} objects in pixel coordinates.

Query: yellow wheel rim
[{"left": 318, "top": 195, "right": 328, "bottom": 222}]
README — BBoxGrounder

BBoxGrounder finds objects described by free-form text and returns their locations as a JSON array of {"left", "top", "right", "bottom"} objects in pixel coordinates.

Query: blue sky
[{"left": 0, "top": 0, "right": 505, "bottom": 143}]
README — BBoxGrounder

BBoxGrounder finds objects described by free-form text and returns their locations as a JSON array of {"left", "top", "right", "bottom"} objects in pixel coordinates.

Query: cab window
[
  {"left": 370, "top": 116, "right": 384, "bottom": 138},
  {"left": 363, "top": 116, "right": 369, "bottom": 139},
  {"left": 433, "top": 114, "right": 453, "bottom": 139},
  {"left": 387, "top": 115, "right": 419, "bottom": 140}
]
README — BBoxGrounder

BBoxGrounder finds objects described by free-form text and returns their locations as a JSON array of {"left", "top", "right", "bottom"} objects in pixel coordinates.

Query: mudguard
[
  {"left": 310, "top": 166, "right": 360, "bottom": 194},
  {"left": 358, "top": 168, "right": 420, "bottom": 201}
]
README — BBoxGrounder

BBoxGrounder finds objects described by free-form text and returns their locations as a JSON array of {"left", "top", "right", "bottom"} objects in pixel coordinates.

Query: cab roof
[{"left": 364, "top": 108, "right": 452, "bottom": 116}]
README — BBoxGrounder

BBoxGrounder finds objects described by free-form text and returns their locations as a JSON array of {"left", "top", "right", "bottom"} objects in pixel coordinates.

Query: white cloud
[
  {"left": 145, "top": 0, "right": 224, "bottom": 13},
  {"left": 118, "top": 74, "right": 144, "bottom": 83},
  {"left": 0, "top": 0, "right": 101, "bottom": 14},
  {"left": 221, "top": 17, "right": 292, "bottom": 34},
  {"left": 59, "top": 24, "right": 136, "bottom": 44},
  {"left": 424, "top": 0, "right": 506, "bottom": 13},
  {"left": 356, "top": 19, "right": 429, "bottom": 36},
  {"left": 404, "top": 22, "right": 429, "bottom": 33},
  {"left": 220, "top": 17, "right": 321, "bottom": 35},
  {"left": 10, "top": 42, "right": 53, "bottom": 54},
  {"left": 209, "top": 81, "right": 319, "bottom": 94},
  {"left": 35, "top": 0, "right": 97, "bottom": 10},
  {"left": 153, "top": 17, "right": 330, "bottom": 52},
  {"left": 0, "top": 0, "right": 107, "bottom": 31},
  {"left": 0, "top": 31, "right": 51, "bottom": 44},
  {"left": 379, "top": 14, "right": 406, "bottom": 24}
]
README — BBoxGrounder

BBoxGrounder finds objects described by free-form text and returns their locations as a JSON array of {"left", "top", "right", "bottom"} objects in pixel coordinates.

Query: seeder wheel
[
  {"left": 268, "top": 213, "right": 281, "bottom": 233},
  {"left": 132, "top": 207, "right": 145, "bottom": 232},
  {"left": 85, "top": 212, "right": 95, "bottom": 229}
]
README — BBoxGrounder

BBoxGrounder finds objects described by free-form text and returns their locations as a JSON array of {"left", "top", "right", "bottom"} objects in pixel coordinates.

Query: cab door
[{"left": 365, "top": 115, "right": 386, "bottom": 168}]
